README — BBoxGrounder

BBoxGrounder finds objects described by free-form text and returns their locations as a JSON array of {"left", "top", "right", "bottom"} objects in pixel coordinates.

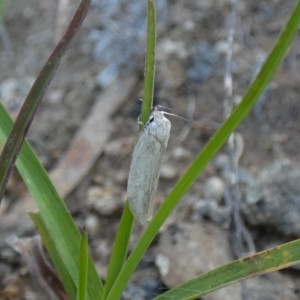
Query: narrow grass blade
[
  {"left": 0, "top": 102, "right": 103, "bottom": 300},
  {"left": 154, "top": 239, "right": 300, "bottom": 299},
  {"left": 0, "top": 0, "right": 91, "bottom": 201},
  {"left": 103, "top": 204, "right": 134, "bottom": 298},
  {"left": 105, "top": 2, "right": 300, "bottom": 299},
  {"left": 77, "top": 229, "right": 89, "bottom": 300},
  {"left": 140, "top": 0, "right": 156, "bottom": 124},
  {"left": 0, "top": 0, "right": 5, "bottom": 16},
  {"left": 104, "top": 1, "right": 156, "bottom": 298}
]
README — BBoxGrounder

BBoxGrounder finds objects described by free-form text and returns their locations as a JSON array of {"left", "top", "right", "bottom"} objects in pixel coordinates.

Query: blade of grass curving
[
  {"left": 154, "top": 239, "right": 300, "bottom": 299},
  {"left": 77, "top": 229, "right": 89, "bottom": 300},
  {"left": 105, "top": 1, "right": 300, "bottom": 299},
  {"left": 0, "top": 102, "right": 103, "bottom": 299},
  {"left": 103, "top": 1, "right": 156, "bottom": 298},
  {"left": 30, "top": 211, "right": 76, "bottom": 300},
  {"left": 0, "top": 0, "right": 91, "bottom": 202}
]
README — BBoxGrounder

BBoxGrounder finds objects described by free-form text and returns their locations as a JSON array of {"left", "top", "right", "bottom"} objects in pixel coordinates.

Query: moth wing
[{"left": 127, "top": 130, "right": 167, "bottom": 225}]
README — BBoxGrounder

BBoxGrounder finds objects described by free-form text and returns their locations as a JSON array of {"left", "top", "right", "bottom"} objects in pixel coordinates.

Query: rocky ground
[{"left": 1, "top": 0, "right": 300, "bottom": 299}]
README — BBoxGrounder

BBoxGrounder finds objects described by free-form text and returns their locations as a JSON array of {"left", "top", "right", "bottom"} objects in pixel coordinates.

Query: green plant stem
[
  {"left": 77, "top": 229, "right": 88, "bottom": 300},
  {"left": 140, "top": 0, "right": 156, "bottom": 124},
  {"left": 103, "top": 203, "right": 134, "bottom": 298},
  {"left": 104, "top": 1, "right": 156, "bottom": 298}
]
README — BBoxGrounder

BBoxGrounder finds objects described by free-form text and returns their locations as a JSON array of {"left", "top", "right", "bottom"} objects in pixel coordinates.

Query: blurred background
[{"left": 1, "top": 0, "right": 300, "bottom": 299}]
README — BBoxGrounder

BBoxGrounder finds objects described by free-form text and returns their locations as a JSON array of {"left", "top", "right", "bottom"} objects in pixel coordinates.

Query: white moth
[{"left": 127, "top": 109, "right": 171, "bottom": 225}]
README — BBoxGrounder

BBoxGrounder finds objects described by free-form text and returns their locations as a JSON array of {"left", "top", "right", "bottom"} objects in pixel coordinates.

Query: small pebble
[
  {"left": 85, "top": 215, "right": 100, "bottom": 235},
  {"left": 171, "top": 147, "right": 191, "bottom": 160},
  {"left": 87, "top": 187, "right": 122, "bottom": 216},
  {"left": 93, "top": 198, "right": 122, "bottom": 216},
  {"left": 204, "top": 176, "right": 225, "bottom": 202},
  {"left": 160, "top": 164, "right": 177, "bottom": 180}
]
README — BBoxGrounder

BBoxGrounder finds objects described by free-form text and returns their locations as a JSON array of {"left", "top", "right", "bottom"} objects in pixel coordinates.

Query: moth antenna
[
  {"left": 154, "top": 105, "right": 172, "bottom": 111},
  {"left": 162, "top": 111, "right": 189, "bottom": 122}
]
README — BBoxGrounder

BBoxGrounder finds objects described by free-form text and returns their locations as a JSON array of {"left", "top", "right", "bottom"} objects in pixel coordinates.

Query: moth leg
[
  {"left": 137, "top": 115, "right": 145, "bottom": 126},
  {"left": 137, "top": 98, "right": 148, "bottom": 125}
]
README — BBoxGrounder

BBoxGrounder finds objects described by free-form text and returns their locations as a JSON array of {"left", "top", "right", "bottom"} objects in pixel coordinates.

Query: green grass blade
[
  {"left": 103, "top": 204, "right": 134, "bottom": 298},
  {"left": 140, "top": 0, "right": 156, "bottom": 124},
  {"left": 154, "top": 239, "right": 300, "bottom": 299},
  {"left": 0, "top": 0, "right": 91, "bottom": 201},
  {"left": 105, "top": 2, "right": 300, "bottom": 299},
  {"left": 30, "top": 212, "right": 76, "bottom": 299},
  {"left": 77, "top": 229, "right": 89, "bottom": 300},
  {"left": 0, "top": 103, "right": 103, "bottom": 300},
  {"left": 0, "top": 0, "right": 5, "bottom": 16},
  {"left": 104, "top": 1, "right": 156, "bottom": 298}
]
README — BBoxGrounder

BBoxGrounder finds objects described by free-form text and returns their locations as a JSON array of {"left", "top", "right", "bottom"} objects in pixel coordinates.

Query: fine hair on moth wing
[{"left": 127, "top": 107, "right": 187, "bottom": 226}]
